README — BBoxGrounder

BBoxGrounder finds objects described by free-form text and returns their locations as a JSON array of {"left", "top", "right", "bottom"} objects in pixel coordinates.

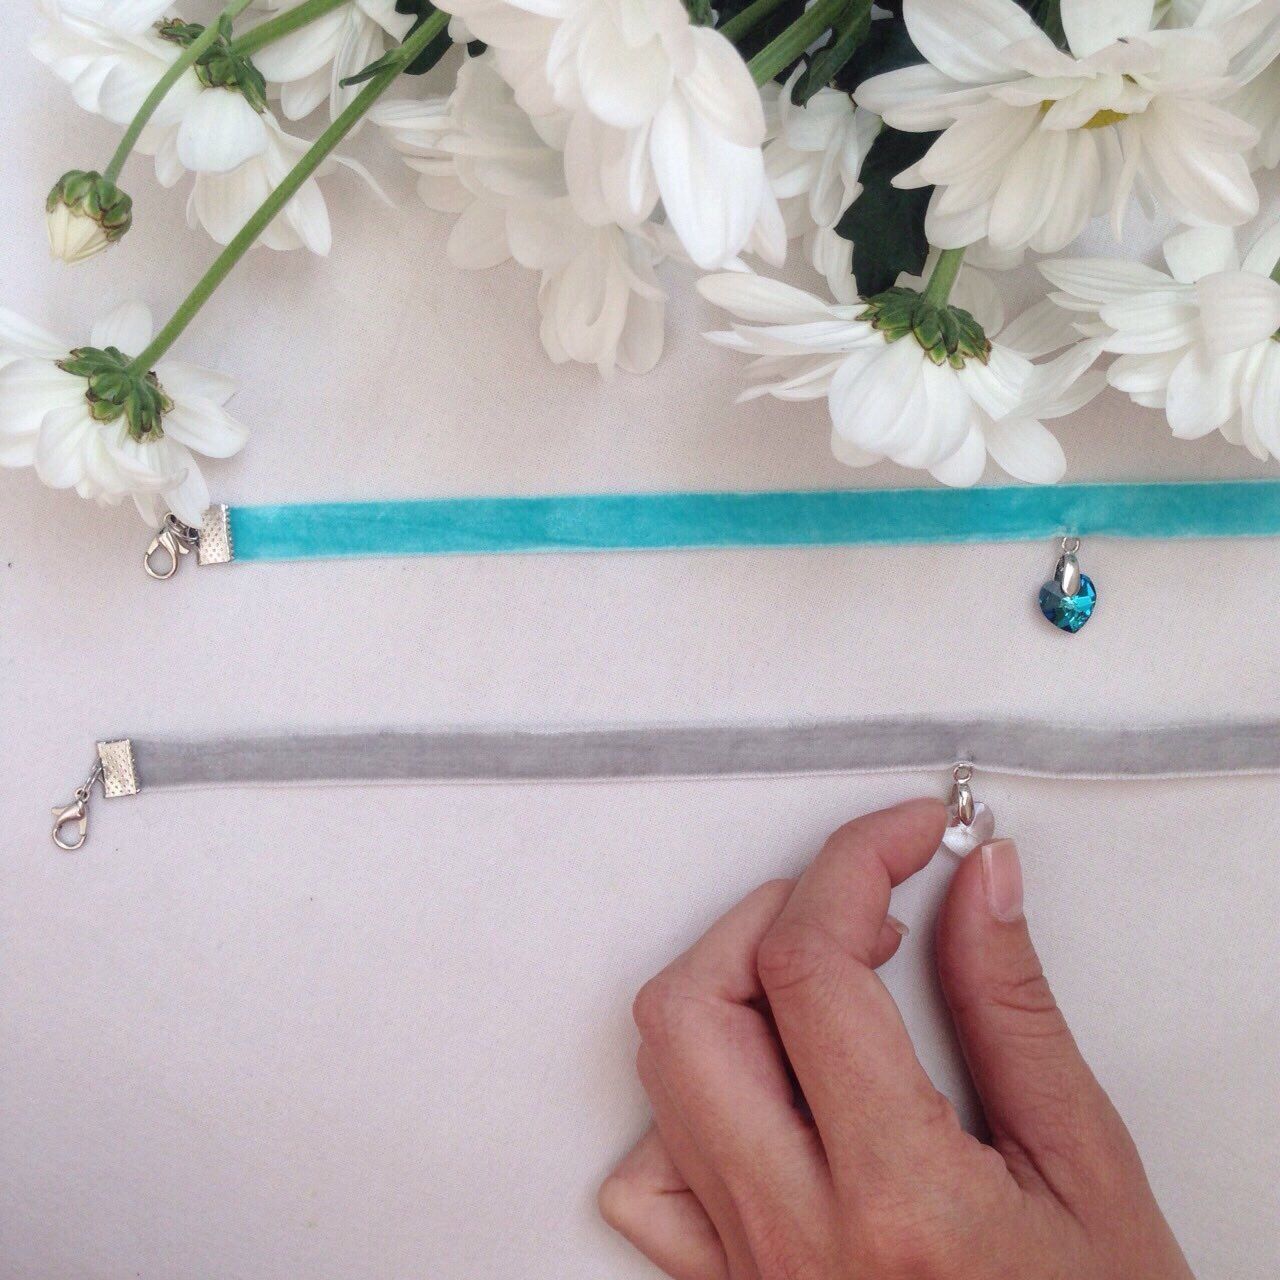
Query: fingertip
[{"left": 823, "top": 796, "right": 947, "bottom": 880}]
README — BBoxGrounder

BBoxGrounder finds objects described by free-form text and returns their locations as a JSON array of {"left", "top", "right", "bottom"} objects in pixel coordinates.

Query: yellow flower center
[{"left": 1040, "top": 102, "right": 1131, "bottom": 129}]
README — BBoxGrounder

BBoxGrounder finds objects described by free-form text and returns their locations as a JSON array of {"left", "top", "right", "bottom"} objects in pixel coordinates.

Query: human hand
[{"left": 599, "top": 799, "right": 1193, "bottom": 1280}]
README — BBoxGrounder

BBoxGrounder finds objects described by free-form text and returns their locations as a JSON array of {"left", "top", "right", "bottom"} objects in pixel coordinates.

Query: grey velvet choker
[{"left": 51, "top": 718, "right": 1280, "bottom": 851}]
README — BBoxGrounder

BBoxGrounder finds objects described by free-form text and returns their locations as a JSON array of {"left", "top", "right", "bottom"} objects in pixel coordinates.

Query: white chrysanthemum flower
[
  {"left": 764, "top": 73, "right": 880, "bottom": 301},
  {"left": 1042, "top": 223, "right": 1280, "bottom": 459},
  {"left": 31, "top": 6, "right": 348, "bottom": 252},
  {"left": 248, "top": 0, "right": 415, "bottom": 120},
  {"left": 698, "top": 265, "right": 1103, "bottom": 484},
  {"left": 445, "top": 0, "right": 781, "bottom": 269},
  {"left": 0, "top": 301, "right": 248, "bottom": 526},
  {"left": 373, "top": 56, "right": 666, "bottom": 375},
  {"left": 855, "top": 0, "right": 1262, "bottom": 254}
]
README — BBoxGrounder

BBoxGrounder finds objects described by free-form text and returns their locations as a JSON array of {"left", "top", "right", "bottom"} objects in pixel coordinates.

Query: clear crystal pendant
[{"left": 941, "top": 763, "right": 995, "bottom": 857}]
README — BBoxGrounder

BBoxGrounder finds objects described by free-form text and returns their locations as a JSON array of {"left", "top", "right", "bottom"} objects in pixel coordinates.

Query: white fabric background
[{"left": 2, "top": 7, "right": 1278, "bottom": 1277}]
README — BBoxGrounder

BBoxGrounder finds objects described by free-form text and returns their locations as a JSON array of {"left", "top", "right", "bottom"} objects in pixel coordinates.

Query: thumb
[{"left": 935, "top": 839, "right": 1140, "bottom": 1202}]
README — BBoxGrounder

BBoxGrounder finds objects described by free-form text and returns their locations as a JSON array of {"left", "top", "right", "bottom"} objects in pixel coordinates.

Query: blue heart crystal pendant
[{"left": 1038, "top": 536, "right": 1096, "bottom": 633}]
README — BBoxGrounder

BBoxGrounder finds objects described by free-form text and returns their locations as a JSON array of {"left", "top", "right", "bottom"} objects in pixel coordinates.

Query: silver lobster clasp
[
  {"left": 51, "top": 796, "right": 90, "bottom": 851},
  {"left": 50, "top": 758, "right": 104, "bottom": 852},
  {"left": 144, "top": 514, "right": 200, "bottom": 580}
]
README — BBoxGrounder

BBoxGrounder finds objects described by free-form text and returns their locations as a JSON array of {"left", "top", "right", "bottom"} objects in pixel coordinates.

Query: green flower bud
[
  {"left": 57, "top": 346, "right": 173, "bottom": 443},
  {"left": 45, "top": 170, "right": 133, "bottom": 264},
  {"left": 858, "top": 287, "right": 992, "bottom": 370}
]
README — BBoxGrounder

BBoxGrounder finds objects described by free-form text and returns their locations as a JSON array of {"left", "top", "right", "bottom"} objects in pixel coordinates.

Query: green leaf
[
  {"left": 834, "top": 125, "right": 935, "bottom": 296},
  {"left": 790, "top": 0, "right": 871, "bottom": 104},
  {"left": 340, "top": 48, "right": 401, "bottom": 85},
  {"left": 342, "top": 3, "right": 452, "bottom": 83},
  {"left": 684, "top": 0, "right": 715, "bottom": 24},
  {"left": 831, "top": 12, "right": 920, "bottom": 93}
]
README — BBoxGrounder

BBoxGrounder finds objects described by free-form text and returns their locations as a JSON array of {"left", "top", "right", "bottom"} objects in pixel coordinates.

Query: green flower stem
[
  {"left": 127, "top": 9, "right": 450, "bottom": 375},
  {"left": 231, "top": 0, "right": 351, "bottom": 58},
  {"left": 922, "top": 246, "right": 966, "bottom": 307},
  {"left": 719, "top": 0, "right": 791, "bottom": 45},
  {"left": 747, "top": 0, "right": 848, "bottom": 85},
  {"left": 102, "top": 0, "right": 256, "bottom": 184}
]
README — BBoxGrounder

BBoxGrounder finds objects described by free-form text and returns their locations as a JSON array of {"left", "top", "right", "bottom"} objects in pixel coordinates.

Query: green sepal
[
  {"left": 858, "top": 288, "right": 991, "bottom": 368},
  {"left": 46, "top": 170, "right": 133, "bottom": 241},
  {"left": 684, "top": 0, "right": 715, "bottom": 24},
  {"left": 157, "top": 18, "right": 269, "bottom": 111},
  {"left": 57, "top": 346, "right": 173, "bottom": 442}
]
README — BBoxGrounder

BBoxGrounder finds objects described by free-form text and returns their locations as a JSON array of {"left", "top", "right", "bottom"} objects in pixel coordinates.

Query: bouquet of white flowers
[{"left": 5, "top": 0, "right": 1280, "bottom": 526}]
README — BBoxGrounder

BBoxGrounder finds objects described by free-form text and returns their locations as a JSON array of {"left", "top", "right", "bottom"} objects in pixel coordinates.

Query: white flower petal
[
  {"left": 1165, "top": 344, "right": 1242, "bottom": 437},
  {"left": 679, "top": 27, "right": 765, "bottom": 148},
  {"left": 154, "top": 361, "right": 237, "bottom": 406},
  {"left": 0, "top": 360, "right": 85, "bottom": 443},
  {"left": 90, "top": 300, "right": 153, "bottom": 355},
  {"left": 1195, "top": 270, "right": 1280, "bottom": 356},
  {"left": 177, "top": 90, "right": 270, "bottom": 173},
  {"left": 163, "top": 397, "right": 250, "bottom": 458},
  {"left": 35, "top": 402, "right": 96, "bottom": 488},
  {"left": 448, "top": 199, "right": 513, "bottom": 268},
  {"left": 160, "top": 443, "right": 211, "bottom": 527},
  {"left": 983, "top": 416, "right": 1066, "bottom": 483},
  {"left": 856, "top": 63, "right": 993, "bottom": 131},
  {"left": 0, "top": 308, "right": 68, "bottom": 359},
  {"left": 1162, "top": 225, "right": 1240, "bottom": 283},
  {"left": 1061, "top": 0, "right": 1154, "bottom": 57},
  {"left": 997, "top": 299, "right": 1080, "bottom": 356},
  {"left": 904, "top": 0, "right": 1042, "bottom": 84},
  {"left": 650, "top": 92, "right": 764, "bottom": 269},
  {"left": 697, "top": 273, "right": 835, "bottom": 323},
  {"left": 928, "top": 424, "right": 987, "bottom": 486},
  {"left": 829, "top": 428, "right": 881, "bottom": 468}
]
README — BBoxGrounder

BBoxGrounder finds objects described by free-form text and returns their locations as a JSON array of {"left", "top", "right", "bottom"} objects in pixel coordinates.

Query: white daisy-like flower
[
  {"left": 32, "top": 5, "right": 347, "bottom": 251},
  {"left": 248, "top": 0, "right": 415, "bottom": 120},
  {"left": 698, "top": 265, "right": 1103, "bottom": 484},
  {"left": 445, "top": 0, "right": 781, "bottom": 270},
  {"left": 764, "top": 73, "right": 880, "bottom": 301},
  {"left": 372, "top": 55, "right": 666, "bottom": 375},
  {"left": 855, "top": 0, "right": 1262, "bottom": 254},
  {"left": 1042, "top": 222, "right": 1280, "bottom": 459},
  {"left": 0, "top": 301, "right": 248, "bottom": 526}
]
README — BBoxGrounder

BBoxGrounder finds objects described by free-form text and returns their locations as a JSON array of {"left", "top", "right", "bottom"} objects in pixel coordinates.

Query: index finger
[{"left": 758, "top": 799, "right": 969, "bottom": 1192}]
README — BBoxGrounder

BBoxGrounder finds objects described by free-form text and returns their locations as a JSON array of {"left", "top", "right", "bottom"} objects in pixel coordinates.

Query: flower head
[
  {"left": 446, "top": 0, "right": 782, "bottom": 270},
  {"left": 856, "top": 0, "right": 1262, "bottom": 253},
  {"left": 699, "top": 264, "right": 1102, "bottom": 484},
  {"left": 0, "top": 301, "right": 247, "bottom": 526},
  {"left": 46, "top": 169, "right": 132, "bottom": 262},
  {"left": 1042, "top": 223, "right": 1280, "bottom": 459},
  {"left": 373, "top": 55, "right": 667, "bottom": 375}
]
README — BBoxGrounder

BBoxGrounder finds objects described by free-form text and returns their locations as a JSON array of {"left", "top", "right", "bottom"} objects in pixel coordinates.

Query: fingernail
[
  {"left": 979, "top": 839, "right": 1023, "bottom": 923},
  {"left": 887, "top": 915, "right": 910, "bottom": 938}
]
